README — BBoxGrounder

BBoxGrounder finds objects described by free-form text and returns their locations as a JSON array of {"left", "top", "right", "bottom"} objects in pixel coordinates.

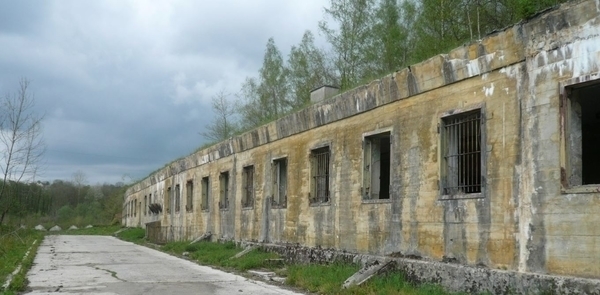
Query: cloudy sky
[{"left": 0, "top": 1, "right": 327, "bottom": 185}]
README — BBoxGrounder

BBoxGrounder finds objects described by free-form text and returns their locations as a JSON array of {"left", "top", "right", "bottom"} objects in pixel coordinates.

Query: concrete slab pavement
[{"left": 24, "top": 235, "right": 304, "bottom": 295}]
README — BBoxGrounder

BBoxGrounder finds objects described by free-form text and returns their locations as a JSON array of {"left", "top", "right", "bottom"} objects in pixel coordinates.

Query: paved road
[{"left": 25, "top": 235, "right": 304, "bottom": 295}]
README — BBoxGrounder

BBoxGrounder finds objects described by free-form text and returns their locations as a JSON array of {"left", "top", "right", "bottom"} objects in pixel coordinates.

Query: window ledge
[
  {"left": 271, "top": 205, "right": 287, "bottom": 210},
  {"left": 201, "top": 209, "right": 210, "bottom": 213},
  {"left": 439, "top": 193, "right": 484, "bottom": 201},
  {"left": 562, "top": 185, "right": 600, "bottom": 194},
  {"left": 241, "top": 206, "right": 254, "bottom": 211},
  {"left": 309, "top": 202, "right": 331, "bottom": 207},
  {"left": 361, "top": 199, "right": 392, "bottom": 204}
]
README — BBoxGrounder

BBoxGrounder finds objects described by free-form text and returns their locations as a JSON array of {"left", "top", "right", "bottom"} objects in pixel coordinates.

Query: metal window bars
[
  {"left": 311, "top": 147, "right": 330, "bottom": 204},
  {"left": 443, "top": 111, "right": 482, "bottom": 195}
]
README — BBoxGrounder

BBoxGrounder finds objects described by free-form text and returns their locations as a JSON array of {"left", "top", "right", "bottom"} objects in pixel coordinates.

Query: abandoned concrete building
[{"left": 124, "top": 0, "right": 600, "bottom": 293}]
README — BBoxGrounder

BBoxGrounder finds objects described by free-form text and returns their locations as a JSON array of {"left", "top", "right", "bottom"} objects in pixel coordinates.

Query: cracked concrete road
[{"left": 24, "top": 235, "right": 304, "bottom": 295}]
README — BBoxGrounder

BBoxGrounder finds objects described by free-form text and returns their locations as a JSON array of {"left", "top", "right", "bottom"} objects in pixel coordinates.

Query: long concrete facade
[{"left": 125, "top": 0, "right": 600, "bottom": 284}]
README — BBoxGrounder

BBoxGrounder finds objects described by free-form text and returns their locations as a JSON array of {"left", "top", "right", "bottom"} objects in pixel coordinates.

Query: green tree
[
  {"left": 239, "top": 38, "right": 289, "bottom": 130},
  {"left": 368, "top": 0, "right": 412, "bottom": 76},
  {"left": 201, "top": 90, "right": 238, "bottom": 142},
  {"left": 319, "top": 0, "right": 376, "bottom": 90},
  {"left": 286, "top": 31, "right": 337, "bottom": 109}
]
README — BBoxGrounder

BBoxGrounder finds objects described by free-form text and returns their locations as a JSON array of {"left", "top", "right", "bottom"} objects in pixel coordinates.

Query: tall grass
[{"left": 0, "top": 227, "right": 43, "bottom": 293}]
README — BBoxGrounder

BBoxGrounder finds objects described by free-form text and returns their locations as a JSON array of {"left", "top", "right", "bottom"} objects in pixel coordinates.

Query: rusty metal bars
[
  {"left": 443, "top": 110, "right": 482, "bottom": 195},
  {"left": 311, "top": 147, "right": 330, "bottom": 203}
]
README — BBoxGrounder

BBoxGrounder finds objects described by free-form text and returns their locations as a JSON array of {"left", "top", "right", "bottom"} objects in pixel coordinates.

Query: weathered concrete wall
[{"left": 123, "top": 0, "right": 600, "bottom": 290}]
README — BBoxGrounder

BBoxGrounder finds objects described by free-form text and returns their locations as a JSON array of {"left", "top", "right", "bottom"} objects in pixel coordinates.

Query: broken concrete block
[
  {"left": 85, "top": 225, "right": 93, "bottom": 228},
  {"left": 34, "top": 225, "right": 46, "bottom": 231},
  {"left": 231, "top": 245, "right": 258, "bottom": 259},
  {"left": 189, "top": 231, "right": 211, "bottom": 244},
  {"left": 342, "top": 260, "right": 395, "bottom": 288},
  {"left": 49, "top": 225, "right": 62, "bottom": 231},
  {"left": 68, "top": 225, "right": 78, "bottom": 230}
]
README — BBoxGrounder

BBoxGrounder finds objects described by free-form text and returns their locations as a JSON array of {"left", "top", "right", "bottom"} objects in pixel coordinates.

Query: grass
[
  {"left": 59, "top": 225, "right": 122, "bottom": 236},
  {"left": 160, "top": 240, "right": 459, "bottom": 294},
  {"left": 162, "top": 241, "right": 280, "bottom": 271},
  {"left": 0, "top": 227, "right": 43, "bottom": 293},
  {"left": 115, "top": 227, "right": 146, "bottom": 243},
  {"left": 286, "top": 262, "right": 360, "bottom": 294}
]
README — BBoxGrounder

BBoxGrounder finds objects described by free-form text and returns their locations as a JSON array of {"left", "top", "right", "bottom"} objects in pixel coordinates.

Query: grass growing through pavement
[
  {"left": 59, "top": 225, "right": 122, "bottom": 236},
  {"left": 0, "top": 227, "right": 43, "bottom": 293}
]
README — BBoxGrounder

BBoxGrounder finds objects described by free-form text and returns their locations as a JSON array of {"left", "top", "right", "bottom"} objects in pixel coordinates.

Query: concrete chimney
[{"left": 310, "top": 85, "right": 339, "bottom": 104}]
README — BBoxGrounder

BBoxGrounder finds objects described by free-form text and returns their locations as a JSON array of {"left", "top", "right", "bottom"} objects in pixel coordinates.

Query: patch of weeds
[
  {"left": 0, "top": 228, "right": 43, "bottom": 293},
  {"left": 221, "top": 248, "right": 280, "bottom": 271},
  {"left": 188, "top": 241, "right": 241, "bottom": 266},
  {"left": 116, "top": 228, "right": 145, "bottom": 243},
  {"left": 61, "top": 225, "right": 122, "bottom": 236},
  {"left": 286, "top": 262, "right": 360, "bottom": 294},
  {"left": 162, "top": 241, "right": 189, "bottom": 253}
]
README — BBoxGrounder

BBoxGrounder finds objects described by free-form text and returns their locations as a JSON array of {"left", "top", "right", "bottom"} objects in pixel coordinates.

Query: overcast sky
[{"left": 0, "top": 1, "right": 327, "bottom": 185}]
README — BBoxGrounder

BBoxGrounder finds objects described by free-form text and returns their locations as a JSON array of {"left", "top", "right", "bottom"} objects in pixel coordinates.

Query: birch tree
[
  {"left": 319, "top": 0, "right": 376, "bottom": 90},
  {"left": 201, "top": 90, "right": 238, "bottom": 142},
  {"left": 287, "top": 30, "right": 337, "bottom": 109},
  {"left": 0, "top": 78, "right": 45, "bottom": 225}
]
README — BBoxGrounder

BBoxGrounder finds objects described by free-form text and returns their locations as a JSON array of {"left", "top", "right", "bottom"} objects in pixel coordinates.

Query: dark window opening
[
  {"left": 363, "top": 132, "right": 391, "bottom": 200},
  {"left": 144, "top": 195, "right": 147, "bottom": 215},
  {"left": 442, "top": 110, "right": 482, "bottom": 196},
  {"left": 166, "top": 187, "right": 171, "bottom": 213},
  {"left": 272, "top": 158, "right": 288, "bottom": 207},
  {"left": 567, "top": 83, "right": 600, "bottom": 185},
  {"left": 175, "top": 184, "right": 181, "bottom": 213},
  {"left": 186, "top": 180, "right": 194, "bottom": 212},
  {"left": 201, "top": 177, "right": 210, "bottom": 211},
  {"left": 242, "top": 166, "right": 254, "bottom": 208},
  {"left": 310, "top": 146, "right": 330, "bottom": 204},
  {"left": 219, "top": 172, "right": 229, "bottom": 209}
]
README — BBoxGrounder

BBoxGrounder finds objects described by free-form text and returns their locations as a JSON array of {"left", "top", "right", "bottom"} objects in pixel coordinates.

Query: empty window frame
[
  {"left": 441, "top": 109, "right": 484, "bottom": 197},
  {"left": 175, "top": 184, "right": 181, "bottom": 213},
  {"left": 166, "top": 187, "right": 171, "bottom": 213},
  {"left": 363, "top": 132, "right": 391, "bottom": 200},
  {"left": 272, "top": 158, "right": 288, "bottom": 207},
  {"left": 186, "top": 180, "right": 194, "bottom": 212},
  {"left": 219, "top": 172, "right": 230, "bottom": 209},
  {"left": 310, "top": 146, "right": 331, "bottom": 204},
  {"left": 134, "top": 199, "right": 137, "bottom": 217},
  {"left": 201, "top": 176, "right": 210, "bottom": 211},
  {"left": 144, "top": 195, "right": 147, "bottom": 215},
  {"left": 562, "top": 80, "right": 600, "bottom": 187},
  {"left": 242, "top": 166, "right": 255, "bottom": 208}
]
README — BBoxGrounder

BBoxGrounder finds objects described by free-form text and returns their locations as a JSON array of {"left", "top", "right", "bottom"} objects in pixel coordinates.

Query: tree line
[
  {"left": 202, "top": 0, "right": 568, "bottom": 142},
  {"left": 1, "top": 172, "right": 128, "bottom": 227}
]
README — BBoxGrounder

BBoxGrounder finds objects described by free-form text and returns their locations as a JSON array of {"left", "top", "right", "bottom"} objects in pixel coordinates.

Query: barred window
[
  {"left": 201, "top": 176, "right": 210, "bottom": 211},
  {"left": 310, "top": 146, "right": 330, "bottom": 204},
  {"left": 242, "top": 166, "right": 254, "bottom": 208},
  {"left": 441, "top": 110, "right": 483, "bottom": 196},
  {"left": 272, "top": 158, "right": 288, "bottom": 208},
  {"left": 219, "top": 172, "right": 229, "bottom": 210},
  {"left": 175, "top": 184, "right": 181, "bottom": 213},
  {"left": 165, "top": 187, "right": 171, "bottom": 213},
  {"left": 186, "top": 180, "right": 194, "bottom": 212}
]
